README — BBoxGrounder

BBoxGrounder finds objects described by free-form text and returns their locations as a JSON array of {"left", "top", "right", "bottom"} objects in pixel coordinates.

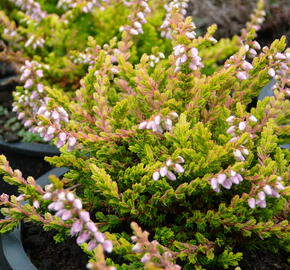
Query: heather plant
[{"left": 0, "top": 0, "right": 290, "bottom": 269}]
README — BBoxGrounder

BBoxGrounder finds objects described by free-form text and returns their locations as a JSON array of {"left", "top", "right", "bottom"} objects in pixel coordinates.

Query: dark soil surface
[
  {"left": 0, "top": 89, "right": 23, "bottom": 143},
  {"left": 187, "top": 0, "right": 290, "bottom": 46},
  {"left": 22, "top": 222, "right": 88, "bottom": 270},
  {"left": 239, "top": 247, "right": 290, "bottom": 270}
]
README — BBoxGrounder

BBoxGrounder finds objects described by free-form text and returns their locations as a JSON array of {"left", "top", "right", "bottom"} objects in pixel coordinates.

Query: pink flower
[
  {"left": 160, "top": 166, "right": 168, "bottom": 177},
  {"left": 236, "top": 71, "right": 248, "bottom": 80},
  {"left": 77, "top": 231, "right": 90, "bottom": 244},
  {"left": 79, "top": 211, "right": 90, "bottom": 222},
  {"left": 173, "top": 163, "right": 184, "bottom": 173},
  {"left": 153, "top": 171, "right": 160, "bottom": 181},
  {"left": 103, "top": 240, "right": 113, "bottom": 253},
  {"left": 268, "top": 68, "right": 275, "bottom": 77},
  {"left": 166, "top": 171, "right": 176, "bottom": 181},
  {"left": 248, "top": 198, "right": 256, "bottom": 208},
  {"left": 71, "top": 220, "right": 83, "bottom": 235}
]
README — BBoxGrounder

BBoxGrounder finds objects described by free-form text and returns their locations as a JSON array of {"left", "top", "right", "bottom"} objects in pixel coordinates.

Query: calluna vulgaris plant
[{"left": 0, "top": 0, "right": 290, "bottom": 269}]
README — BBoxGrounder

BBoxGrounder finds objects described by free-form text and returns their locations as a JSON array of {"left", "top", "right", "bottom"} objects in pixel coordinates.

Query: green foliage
[{"left": 0, "top": 0, "right": 289, "bottom": 269}]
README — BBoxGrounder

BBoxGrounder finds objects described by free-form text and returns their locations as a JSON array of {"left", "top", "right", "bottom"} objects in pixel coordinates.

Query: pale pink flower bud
[
  {"left": 163, "top": 118, "right": 172, "bottom": 131},
  {"left": 154, "top": 115, "right": 161, "bottom": 125},
  {"left": 61, "top": 210, "right": 72, "bottom": 220},
  {"left": 276, "top": 182, "right": 285, "bottom": 191},
  {"left": 87, "top": 240, "right": 97, "bottom": 251},
  {"left": 94, "top": 232, "right": 105, "bottom": 243},
  {"left": 103, "top": 240, "right": 113, "bottom": 253},
  {"left": 131, "top": 236, "right": 137, "bottom": 242},
  {"left": 190, "top": 48, "right": 198, "bottom": 57},
  {"left": 237, "top": 71, "right": 248, "bottom": 80},
  {"left": 37, "top": 106, "right": 46, "bottom": 115},
  {"left": 167, "top": 171, "right": 177, "bottom": 181},
  {"left": 43, "top": 192, "right": 52, "bottom": 200},
  {"left": 24, "top": 120, "right": 32, "bottom": 127},
  {"left": 248, "top": 198, "right": 256, "bottom": 208},
  {"left": 252, "top": 41, "right": 261, "bottom": 50},
  {"left": 222, "top": 179, "right": 232, "bottom": 189},
  {"left": 180, "top": 54, "right": 188, "bottom": 63},
  {"left": 268, "top": 68, "right": 275, "bottom": 77},
  {"left": 66, "top": 192, "right": 74, "bottom": 201},
  {"left": 47, "top": 126, "right": 56, "bottom": 135},
  {"left": 241, "top": 61, "right": 253, "bottom": 70},
  {"left": 275, "top": 53, "right": 286, "bottom": 60},
  {"left": 59, "top": 132, "right": 67, "bottom": 141},
  {"left": 153, "top": 171, "right": 160, "bottom": 181},
  {"left": 130, "top": 28, "right": 139, "bottom": 35},
  {"left": 134, "top": 21, "right": 142, "bottom": 29},
  {"left": 57, "top": 192, "right": 66, "bottom": 200},
  {"left": 226, "top": 126, "right": 236, "bottom": 134},
  {"left": 263, "top": 185, "right": 273, "bottom": 195},
  {"left": 209, "top": 37, "right": 217, "bottom": 43},
  {"left": 230, "top": 170, "right": 237, "bottom": 177},
  {"left": 146, "top": 121, "right": 154, "bottom": 129},
  {"left": 73, "top": 199, "right": 82, "bottom": 209},
  {"left": 137, "top": 12, "right": 145, "bottom": 21},
  {"left": 141, "top": 253, "right": 151, "bottom": 263},
  {"left": 233, "top": 149, "right": 244, "bottom": 161},
  {"left": 230, "top": 176, "right": 239, "bottom": 184},
  {"left": 176, "top": 156, "right": 185, "bottom": 163},
  {"left": 271, "top": 190, "right": 280, "bottom": 198},
  {"left": 226, "top": 115, "right": 235, "bottom": 123},
  {"left": 186, "top": 31, "right": 195, "bottom": 39},
  {"left": 249, "top": 115, "right": 258, "bottom": 122},
  {"left": 86, "top": 221, "right": 97, "bottom": 232},
  {"left": 79, "top": 211, "right": 90, "bottom": 222},
  {"left": 173, "top": 163, "right": 184, "bottom": 173},
  {"left": 68, "top": 137, "right": 77, "bottom": 147},
  {"left": 258, "top": 191, "right": 265, "bottom": 201},
  {"left": 168, "top": 112, "right": 178, "bottom": 119},
  {"left": 51, "top": 111, "right": 60, "bottom": 120},
  {"left": 217, "top": 174, "right": 227, "bottom": 184},
  {"left": 36, "top": 70, "right": 43, "bottom": 77},
  {"left": 229, "top": 137, "right": 238, "bottom": 143},
  {"left": 166, "top": 159, "right": 173, "bottom": 166},
  {"left": 160, "top": 166, "right": 168, "bottom": 177},
  {"left": 24, "top": 79, "right": 33, "bottom": 89},
  {"left": 56, "top": 139, "right": 66, "bottom": 148},
  {"left": 256, "top": 199, "right": 266, "bottom": 208},
  {"left": 16, "top": 194, "right": 25, "bottom": 201},
  {"left": 242, "top": 148, "right": 249, "bottom": 155},
  {"left": 77, "top": 232, "right": 90, "bottom": 244},
  {"left": 17, "top": 112, "right": 25, "bottom": 120},
  {"left": 210, "top": 177, "right": 218, "bottom": 188},
  {"left": 139, "top": 121, "right": 147, "bottom": 129},
  {"left": 249, "top": 48, "right": 257, "bottom": 57},
  {"left": 132, "top": 243, "right": 142, "bottom": 252}
]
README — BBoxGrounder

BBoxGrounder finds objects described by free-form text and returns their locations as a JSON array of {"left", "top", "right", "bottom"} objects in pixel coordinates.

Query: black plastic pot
[
  {"left": 0, "top": 167, "right": 69, "bottom": 270},
  {"left": 0, "top": 140, "right": 60, "bottom": 196}
]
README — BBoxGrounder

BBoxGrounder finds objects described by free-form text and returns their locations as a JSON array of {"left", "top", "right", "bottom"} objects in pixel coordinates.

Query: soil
[
  {"left": 238, "top": 247, "right": 290, "bottom": 270},
  {"left": 0, "top": 89, "right": 23, "bottom": 142},
  {"left": 21, "top": 222, "right": 88, "bottom": 270},
  {"left": 187, "top": 0, "right": 290, "bottom": 46}
]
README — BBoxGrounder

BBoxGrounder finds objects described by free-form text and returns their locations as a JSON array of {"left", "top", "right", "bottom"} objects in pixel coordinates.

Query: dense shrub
[{"left": 0, "top": 0, "right": 289, "bottom": 269}]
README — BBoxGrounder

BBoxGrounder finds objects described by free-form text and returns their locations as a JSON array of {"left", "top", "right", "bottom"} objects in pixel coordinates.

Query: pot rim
[
  {"left": 0, "top": 167, "right": 69, "bottom": 270},
  {"left": 0, "top": 139, "right": 60, "bottom": 157}
]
